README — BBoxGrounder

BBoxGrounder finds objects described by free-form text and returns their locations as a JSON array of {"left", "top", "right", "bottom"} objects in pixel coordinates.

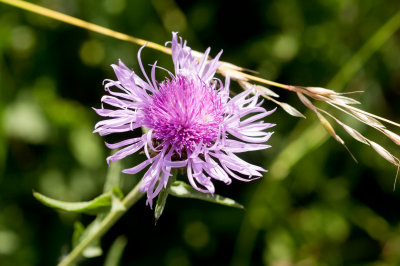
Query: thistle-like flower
[{"left": 94, "top": 33, "right": 275, "bottom": 207}]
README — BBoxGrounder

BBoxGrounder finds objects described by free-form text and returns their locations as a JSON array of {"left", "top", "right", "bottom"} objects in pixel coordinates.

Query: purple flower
[{"left": 94, "top": 32, "right": 275, "bottom": 207}]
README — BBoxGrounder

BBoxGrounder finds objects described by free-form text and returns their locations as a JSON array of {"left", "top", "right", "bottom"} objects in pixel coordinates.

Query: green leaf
[
  {"left": 154, "top": 188, "right": 168, "bottom": 223},
  {"left": 111, "top": 191, "right": 126, "bottom": 213},
  {"left": 112, "top": 186, "right": 124, "bottom": 200},
  {"left": 103, "top": 160, "right": 122, "bottom": 193},
  {"left": 169, "top": 181, "right": 245, "bottom": 209},
  {"left": 154, "top": 170, "right": 178, "bottom": 222},
  {"left": 72, "top": 221, "right": 85, "bottom": 248},
  {"left": 68, "top": 187, "right": 128, "bottom": 260},
  {"left": 33, "top": 191, "right": 112, "bottom": 215},
  {"left": 104, "top": 235, "right": 127, "bottom": 266}
]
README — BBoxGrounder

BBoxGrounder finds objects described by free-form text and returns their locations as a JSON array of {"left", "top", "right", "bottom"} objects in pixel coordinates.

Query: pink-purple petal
[
  {"left": 122, "top": 159, "right": 153, "bottom": 174},
  {"left": 94, "top": 32, "right": 275, "bottom": 208}
]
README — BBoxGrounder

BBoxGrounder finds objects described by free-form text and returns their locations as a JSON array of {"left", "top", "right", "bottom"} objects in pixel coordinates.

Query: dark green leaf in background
[
  {"left": 33, "top": 191, "right": 112, "bottom": 215},
  {"left": 170, "top": 181, "right": 244, "bottom": 209}
]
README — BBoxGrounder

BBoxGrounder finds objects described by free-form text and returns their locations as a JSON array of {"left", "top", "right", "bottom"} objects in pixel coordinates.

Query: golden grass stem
[
  {"left": 0, "top": 0, "right": 171, "bottom": 55},
  {"left": 0, "top": 0, "right": 297, "bottom": 93}
]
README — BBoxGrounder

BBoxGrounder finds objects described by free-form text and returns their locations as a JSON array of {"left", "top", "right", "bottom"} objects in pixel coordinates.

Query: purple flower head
[{"left": 94, "top": 32, "right": 275, "bottom": 207}]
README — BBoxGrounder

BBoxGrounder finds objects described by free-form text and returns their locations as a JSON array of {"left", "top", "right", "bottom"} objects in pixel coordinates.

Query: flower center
[{"left": 144, "top": 75, "right": 223, "bottom": 155}]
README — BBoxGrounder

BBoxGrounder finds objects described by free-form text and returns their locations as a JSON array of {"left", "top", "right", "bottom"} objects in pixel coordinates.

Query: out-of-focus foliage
[{"left": 1, "top": 0, "right": 400, "bottom": 265}]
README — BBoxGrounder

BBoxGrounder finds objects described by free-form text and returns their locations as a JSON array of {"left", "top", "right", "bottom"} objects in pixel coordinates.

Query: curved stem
[
  {"left": 0, "top": 0, "right": 171, "bottom": 55},
  {"left": 57, "top": 182, "right": 144, "bottom": 266},
  {"left": 0, "top": 0, "right": 294, "bottom": 92}
]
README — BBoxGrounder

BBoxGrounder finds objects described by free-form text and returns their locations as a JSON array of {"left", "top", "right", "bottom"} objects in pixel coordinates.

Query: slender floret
[{"left": 94, "top": 32, "right": 275, "bottom": 207}]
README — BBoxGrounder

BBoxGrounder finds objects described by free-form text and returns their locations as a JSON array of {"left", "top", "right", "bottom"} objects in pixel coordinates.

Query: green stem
[{"left": 57, "top": 182, "right": 144, "bottom": 266}]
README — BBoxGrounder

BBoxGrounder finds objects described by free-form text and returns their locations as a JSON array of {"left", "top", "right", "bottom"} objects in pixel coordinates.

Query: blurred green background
[{"left": 1, "top": 0, "right": 400, "bottom": 265}]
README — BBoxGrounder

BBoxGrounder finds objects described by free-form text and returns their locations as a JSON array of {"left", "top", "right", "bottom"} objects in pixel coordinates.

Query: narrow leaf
[
  {"left": 112, "top": 186, "right": 124, "bottom": 200},
  {"left": 72, "top": 221, "right": 85, "bottom": 248},
  {"left": 104, "top": 235, "right": 128, "bottom": 266},
  {"left": 154, "top": 188, "right": 169, "bottom": 223},
  {"left": 103, "top": 159, "right": 122, "bottom": 193},
  {"left": 169, "top": 181, "right": 244, "bottom": 209},
  {"left": 154, "top": 171, "right": 177, "bottom": 222},
  {"left": 33, "top": 192, "right": 112, "bottom": 215}
]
